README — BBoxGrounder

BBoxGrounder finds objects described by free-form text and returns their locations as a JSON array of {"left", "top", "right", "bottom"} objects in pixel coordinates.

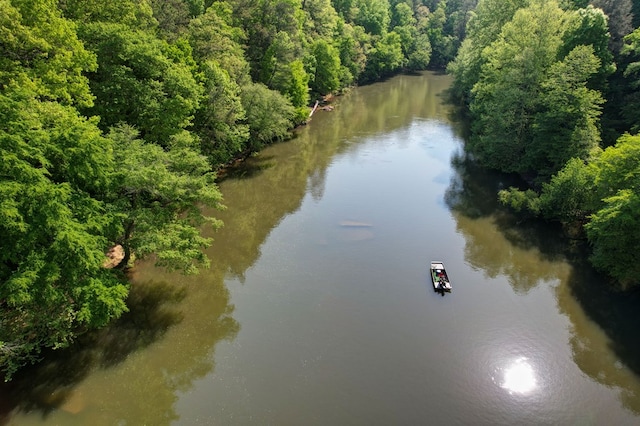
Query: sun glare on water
[{"left": 502, "top": 357, "right": 537, "bottom": 394}]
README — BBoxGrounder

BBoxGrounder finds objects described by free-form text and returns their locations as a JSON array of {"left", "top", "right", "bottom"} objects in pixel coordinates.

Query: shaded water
[{"left": 3, "top": 72, "right": 640, "bottom": 425}]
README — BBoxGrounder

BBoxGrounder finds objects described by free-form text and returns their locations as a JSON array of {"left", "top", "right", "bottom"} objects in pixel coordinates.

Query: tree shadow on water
[
  {"left": 217, "top": 154, "right": 277, "bottom": 182},
  {"left": 0, "top": 279, "right": 186, "bottom": 420},
  {"left": 561, "top": 256, "right": 640, "bottom": 414},
  {"left": 445, "top": 147, "right": 640, "bottom": 413},
  {"left": 444, "top": 150, "right": 570, "bottom": 293}
]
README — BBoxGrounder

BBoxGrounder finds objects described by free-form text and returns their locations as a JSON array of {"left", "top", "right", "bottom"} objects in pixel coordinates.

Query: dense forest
[
  {"left": 1, "top": 0, "right": 639, "bottom": 380},
  {"left": 448, "top": 0, "right": 640, "bottom": 288}
]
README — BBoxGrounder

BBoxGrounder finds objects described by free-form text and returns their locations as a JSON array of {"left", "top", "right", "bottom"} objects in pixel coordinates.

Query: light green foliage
[
  {"left": 585, "top": 134, "right": 640, "bottom": 286},
  {"left": 530, "top": 45, "right": 603, "bottom": 178},
  {"left": 352, "top": 0, "right": 391, "bottom": 35},
  {"left": 107, "top": 126, "right": 224, "bottom": 274},
  {"left": 1, "top": 0, "right": 97, "bottom": 108},
  {"left": 592, "top": 133, "right": 640, "bottom": 200},
  {"left": 586, "top": 189, "right": 640, "bottom": 287},
  {"left": 58, "top": 0, "right": 156, "bottom": 29},
  {"left": 310, "top": 39, "right": 342, "bottom": 95},
  {"left": 194, "top": 60, "right": 250, "bottom": 165},
  {"left": 498, "top": 188, "right": 541, "bottom": 215},
  {"left": 302, "top": 0, "right": 340, "bottom": 38},
  {"left": 187, "top": 2, "right": 250, "bottom": 83},
  {"left": 447, "top": 0, "right": 531, "bottom": 103},
  {"left": 0, "top": 84, "right": 128, "bottom": 381},
  {"left": 78, "top": 22, "right": 203, "bottom": 146},
  {"left": 427, "top": 0, "right": 455, "bottom": 68},
  {"left": 561, "top": 6, "right": 615, "bottom": 92},
  {"left": 333, "top": 20, "right": 369, "bottom": 85},
  {"left": 240, "top": 83, "right": 296, "bottom": 149},
  {"left": 469, "top": 1, "right": 603, "bottom": 180},
  {"left": 362, "top": 30, "right": 405, "bottom": 81},
  {"left": 470, "top": 1, "right": 567, "bottom": 172},
  {"left": 536, "top": 157, "right": 598, "bottom": 221},
  {"left": 285, "top": 59, "right": 311, "bottom": 108}
]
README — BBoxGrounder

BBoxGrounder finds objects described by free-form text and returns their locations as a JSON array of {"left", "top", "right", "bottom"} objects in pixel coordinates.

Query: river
[{"left": 3, "top": 71, "right": 640, "bottom": 425}]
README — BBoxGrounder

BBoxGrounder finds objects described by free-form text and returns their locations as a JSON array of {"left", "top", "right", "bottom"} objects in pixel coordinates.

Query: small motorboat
[{"left": 430, "top": 261, "right": 451, "bottom": 292}]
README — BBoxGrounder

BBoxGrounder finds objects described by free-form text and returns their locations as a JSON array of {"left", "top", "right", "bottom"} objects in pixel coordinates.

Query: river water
[{"left": 3, "top": 72, "right": 640, "bottom": 425}]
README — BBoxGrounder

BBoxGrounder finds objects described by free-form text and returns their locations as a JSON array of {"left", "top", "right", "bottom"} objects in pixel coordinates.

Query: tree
[
  {"left": 447, "top": 0, "right": 531, "bottom": 103},
  {"left": 585, "top": 133, "right": 640, "bottom": 287},
  {"left": 106, "top": 126, "right": 224, "bottom": 274},
  {"left": 591, "top": 0, "right": 633, "bottom": 53},
  {"left": 362, "top": 30, "right": 405, "bottom": 81},
  {"left": 310, "top": 39, "right": 341, "bottom": 95},
  {"left": 352, "top": 0, "right": 391, "bottom": 36},
  {"left": 560, "top": 5, "right": 614, "bottom": 93},
  {"left": 469, "top": 0, "right": 569, "bottom": 176},
  {"left": 529, "top": 45, "right": 603, "bottom": 178},
  {"left": 58, "top": 0, "right": 156, "bottom": 29},
  {"left": 78, "top": 22, "right": 203, "bottom": 146},
  {"left": 187, "top": 1, "right": 250, "bottom": 83},
  {"left": 586, "top": 189, "right": 640, "bottom": 287},
  {"left": 194, "top": 61, "right": 250, "bottom": 165},
  {"left": 240, "top": 83, "right": 296, "bottom": 150},
  {"left": 1, "top": 0, "right": 97, "bottom": 108},
  {"left": 334, "top": 20, "right": 369, "bottom": 85},
  {"left": 621, "top": 28, "right": 640, "bottom": 133},
  {"left": 0, "top": 0, "right": 131, "bottom": 380}
]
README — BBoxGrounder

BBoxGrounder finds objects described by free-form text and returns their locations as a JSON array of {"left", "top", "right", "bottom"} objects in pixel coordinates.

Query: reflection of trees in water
[
  {"left": 211, "top": 72, "right": 455, "bottom": 282},
  {"left": 0, "top": 71, "right": 471, "bottom": 424},
  {"left": 445, "top": 150, "right": 568, "bottom": 293},
  {"left": 558, "top": 256, "right": 640, "bottom": 414},
  {"left": 447, "top": 145, "right": 640, "bottom": 414},
  {"left": 0, "top": 277, "right": 239, "bottom": 425}
]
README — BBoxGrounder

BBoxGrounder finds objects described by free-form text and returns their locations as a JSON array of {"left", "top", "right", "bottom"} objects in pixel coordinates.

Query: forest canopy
[{"left": 449, "top": 0, "right": 640, "bottom": 288}]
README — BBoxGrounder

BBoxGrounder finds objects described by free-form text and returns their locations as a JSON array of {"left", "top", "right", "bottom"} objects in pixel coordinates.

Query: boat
[{"left": 430, "top": 261, "right": 452, "bottom": 292}]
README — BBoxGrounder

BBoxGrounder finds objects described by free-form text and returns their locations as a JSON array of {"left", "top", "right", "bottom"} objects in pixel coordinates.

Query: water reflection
[
  {"left": 0, "top": 275, "right": 238, "bottom": 425},
  {"left": 558, "top": 256, "right": 640, "bottom": 414},
  {"left": 445, "top": 149, "right": 568, "bottom": 293},
  {"left": 500, "top": 357, "right": 537, "bottom": 394},
  {"left": 445, "top": 129, "right": 640, "bottom": 413}
]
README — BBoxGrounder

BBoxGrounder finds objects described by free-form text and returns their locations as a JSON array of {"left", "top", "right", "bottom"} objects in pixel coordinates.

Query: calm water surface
[{"left": 4, "top": 72, "right": 640, "bottom": 425}]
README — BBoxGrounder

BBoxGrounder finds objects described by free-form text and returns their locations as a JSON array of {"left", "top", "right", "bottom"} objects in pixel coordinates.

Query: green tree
[
  {"left": 447, "top": 0, "right": 531, "bottom": 103},
  {"left": 310, "top": 39, "right": 342, "bottom": 95},
  {"left": 58, "top": 0, "right": 156, "bottom": 29},
  {"left": 586, "top": 189, "right": 640, "bottom": 287},
  {"left": 240, "top": 83, "right": 296, "bottom": 149},
  {"left": 334, "top": 20, "right": 369, "bottom": 85},
  {"left": 560, "top": 5, "right": 615, "bottom": 93},
  {"left": 0, "top": 83, "right": 128, "bottom": 381},
  {"left": 78, "top": 22, "right": 203, "bottom": 146},
  {"left": 466, "top": 1, "right": 606, "bottom": 181},
  {"left": 529, "top": 45, "right": 603, "bottom": 178},
  {"left": 106, "top": 126, "right": 224, "bottom": 273},
  {"left": 0, "top": 0, "right": 97, "bottom": 108},
  {"left": 362, "top": 30, "right": 405, "bottom": 81},
  {"left": 621, "top": 28, "right": 640, "bottom": 133},
  {"left": 187, "top": 1, "right": 250, "bottom": 83},
  {"left": 499, "top": 157, "right": 598, "bottom": 222},
  {"left": 352, "top": 0, "right": 391, "bottom": 35},
  {"left": 194, "top": 61, "right": 250, "bottom": 165}
]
